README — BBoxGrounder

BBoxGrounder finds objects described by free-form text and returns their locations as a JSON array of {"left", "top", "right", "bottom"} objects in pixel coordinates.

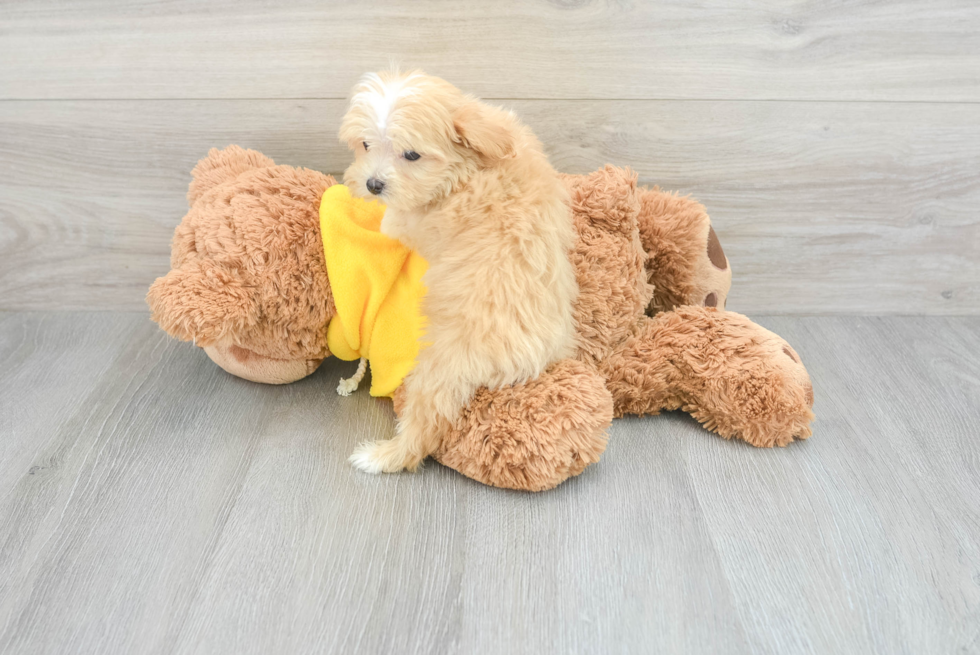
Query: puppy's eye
[
  {"left": 363, "top": 141, "right": 369, "bottom": 151},
  {"left": 404, "top": 151, "right": 421, "bottom": 161}
]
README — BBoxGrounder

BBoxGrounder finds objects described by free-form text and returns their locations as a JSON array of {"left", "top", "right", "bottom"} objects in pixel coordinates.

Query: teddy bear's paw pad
[
  {"left": 637, "top": 188, "right": 733, "bottom": 314},
  {"left": 689, "top": 226, "right": 732, "bottom": 310},
  {"left": 706, "top": 227, "right": 728, "bottom": 271}
]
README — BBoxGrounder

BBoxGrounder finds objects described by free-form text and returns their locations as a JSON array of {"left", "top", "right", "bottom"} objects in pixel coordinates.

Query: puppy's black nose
[{"left": 366, "top": 178, "right": 385, "bottom": 195}]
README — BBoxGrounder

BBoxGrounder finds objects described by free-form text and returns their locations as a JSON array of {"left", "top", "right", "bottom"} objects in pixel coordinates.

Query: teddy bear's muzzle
[{"left": 203, "top": 342, "right": 323, "bottom": 385}]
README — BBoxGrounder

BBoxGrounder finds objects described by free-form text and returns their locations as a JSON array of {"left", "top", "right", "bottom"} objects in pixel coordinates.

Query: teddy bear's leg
[
  {"left": 600, "top": 307, "right": 814, "bottom": 447},
  {"left": 401, "top": 359, "right": 614, "bottom": 491},
  {"left": 636, "top": 187, "right": 732, "bottom": 314}
]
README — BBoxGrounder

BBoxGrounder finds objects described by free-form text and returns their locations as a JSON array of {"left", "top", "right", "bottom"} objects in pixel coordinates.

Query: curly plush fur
[{"left": 148, "top": 146, "right": 815, "bottom": 491}]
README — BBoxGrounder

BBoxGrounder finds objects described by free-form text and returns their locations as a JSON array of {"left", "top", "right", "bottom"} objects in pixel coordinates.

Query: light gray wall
[{"left": 1, "top": 1, "right": 978, "bottom": 314}]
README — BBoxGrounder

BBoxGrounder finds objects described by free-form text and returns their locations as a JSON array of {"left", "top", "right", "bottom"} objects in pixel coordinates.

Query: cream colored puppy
[{"left": 340, "top": 70, "right": 578, "bottom": 473}]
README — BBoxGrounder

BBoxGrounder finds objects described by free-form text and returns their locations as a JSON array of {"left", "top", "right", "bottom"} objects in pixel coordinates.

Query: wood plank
[
  {"left": 1, "top": 99, "right": 977, "bottom": 314},
  {"left": 701, "top": 314, "right": 980, "bottom": 653},
  {"left": 0, "top": 312, "right": 978, "bottom": 653},
  {"left": 1, "top": 0, "right": 979, "bottom": 102}
]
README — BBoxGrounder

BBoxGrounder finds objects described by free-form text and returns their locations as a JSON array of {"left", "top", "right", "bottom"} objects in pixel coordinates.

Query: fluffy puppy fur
[{"left": 339, "top": 70, "right": 578, "bottom": 473}]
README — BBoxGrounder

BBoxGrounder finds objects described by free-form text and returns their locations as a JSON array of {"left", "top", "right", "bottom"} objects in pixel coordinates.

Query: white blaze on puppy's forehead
[{"left": 353, "top": 72, "right": 422, "bottom": 133}]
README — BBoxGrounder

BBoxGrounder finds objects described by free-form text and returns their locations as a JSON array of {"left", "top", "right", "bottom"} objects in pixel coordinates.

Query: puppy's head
[{"left": 339, "top": 70, "right": 519, "bottom": 212}]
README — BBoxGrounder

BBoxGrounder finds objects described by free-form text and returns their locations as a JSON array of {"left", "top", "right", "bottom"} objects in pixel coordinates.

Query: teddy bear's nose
[{"left": 366, "top": 178, "right": 385, "bottom": 195}]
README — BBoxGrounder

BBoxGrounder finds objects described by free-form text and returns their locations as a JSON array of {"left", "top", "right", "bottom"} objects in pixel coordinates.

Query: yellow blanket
[{"left": 319, "top": 184, "right": 427, "bottom": 397}]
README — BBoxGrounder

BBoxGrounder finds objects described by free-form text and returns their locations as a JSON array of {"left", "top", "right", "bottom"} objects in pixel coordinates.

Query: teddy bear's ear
[
  {"left": 147, "top": 260, "right": 257, "bottom": 347},
  {"left": 452, "top": 100, "right": 518, "bottom": 160},
  {"left": 187, "top": 146, "right": 276, "bottom": 207}
]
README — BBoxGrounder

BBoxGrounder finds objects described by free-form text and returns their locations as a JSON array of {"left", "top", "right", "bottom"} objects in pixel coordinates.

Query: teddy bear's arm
[
  {"left": 147, "top": 259, "right": 258, "bottom": 347},
  {"left": 600, "top": 306, "right": 814, "bottom": 448},
  {"left": 637, "top": 187, "right": 732, "bottom": 315}
]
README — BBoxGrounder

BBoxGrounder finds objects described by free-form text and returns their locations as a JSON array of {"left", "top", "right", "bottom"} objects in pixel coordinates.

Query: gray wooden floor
[{"left": 1, "top": 312, "right": 978, "bottom": 654}]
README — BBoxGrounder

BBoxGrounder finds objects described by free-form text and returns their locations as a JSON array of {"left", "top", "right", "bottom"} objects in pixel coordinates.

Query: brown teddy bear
[{"left": 148, "top": 146, "right": 814, "bottom": 491}]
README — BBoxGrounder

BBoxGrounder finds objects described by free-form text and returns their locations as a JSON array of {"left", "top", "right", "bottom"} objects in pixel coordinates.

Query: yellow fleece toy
[{"left": 319, "top": 184, "right": 427, "bottom": 397}]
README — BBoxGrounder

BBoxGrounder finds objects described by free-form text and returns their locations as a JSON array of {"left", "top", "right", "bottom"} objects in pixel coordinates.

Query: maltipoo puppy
[{"left": 340, "top": 70, "right": 578, "bottom": 473}]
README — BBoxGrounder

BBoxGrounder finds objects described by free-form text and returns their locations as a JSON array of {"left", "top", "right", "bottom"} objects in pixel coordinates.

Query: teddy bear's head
[{"left": 147, "top": 146, "right": 338, "bottom": 384}]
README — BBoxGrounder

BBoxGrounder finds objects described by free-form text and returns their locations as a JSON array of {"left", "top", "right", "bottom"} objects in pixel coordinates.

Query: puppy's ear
[{"left": 452, "top": 101, "right": 517, "bottom": 160}]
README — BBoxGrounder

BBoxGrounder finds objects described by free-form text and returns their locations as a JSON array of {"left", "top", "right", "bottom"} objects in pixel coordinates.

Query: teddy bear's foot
[
  {"left": 428, "top": 359, "right": 614, "bottom": 491},
  {"left": 637, "top": 186, "right": 732, "bottom": 314},
  {"left": 601, "top": 307, "right": 814, "bottom": 448}
]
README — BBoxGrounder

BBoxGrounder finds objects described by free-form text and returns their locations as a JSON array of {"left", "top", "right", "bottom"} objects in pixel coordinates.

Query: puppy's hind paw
[{"left": 349, "top": 441, "right": 390, "bottom": 474}]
